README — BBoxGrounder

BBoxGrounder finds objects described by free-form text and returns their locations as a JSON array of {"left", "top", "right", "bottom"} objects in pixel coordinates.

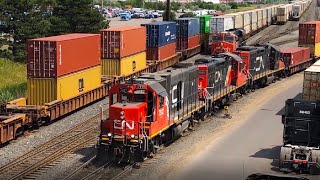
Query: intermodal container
[
  {"left": 299, "top": 22, "right": 320, "bottom": 44},
  {"left": 210, "top": 16, "right": 234, "bottom": 33},
  {"left": 229, "top": 12, "right": 244, "bottom": 29},
  {"left": 141, "top": 21, "right": 176, "bottom": 47},
  {"left": 146, "top": 42, "right": 176, "bottom": 61},
  {"left": 280, "top": 47, "right": 310, "bottom": 66},
  {"left": 100, "top": 26, "right": 146, "bottom": 59},
  {"left": 176, "top": 18, "right": 200, "bottom": 37},
  {"left": 199, "top": 15, "right": 212, "bottom": 33},
  {"left": 177, "top": 34, "right": 200, "bottom": 51},
  {"left": 102, "top": 51, "right": 146, "bottom": 77},
  {"left": 299, "top": 43, "right": 320, "bottom": 57},
  {"left": 303, "top": 64, "right": 320, "bottom": 100},
  {"left": 27, "top": 34, "right": 100, "bottom": 78},
  {"left": 27, "top": 65, "right": 101, "bottom": 105}
]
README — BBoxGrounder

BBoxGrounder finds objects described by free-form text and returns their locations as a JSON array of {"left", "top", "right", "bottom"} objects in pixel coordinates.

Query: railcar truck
[{"left": 280, "top": 99, "right": 320, "bottom": 174}]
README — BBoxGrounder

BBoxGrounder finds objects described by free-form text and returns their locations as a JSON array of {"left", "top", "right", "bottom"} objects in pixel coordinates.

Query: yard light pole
[{"left": 165, "top": 0, "right": 170, "bottom": 21}]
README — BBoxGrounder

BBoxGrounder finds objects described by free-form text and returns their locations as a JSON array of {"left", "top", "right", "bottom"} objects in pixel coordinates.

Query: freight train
[
  {"left": 0, "top": 12, "right": 315, "bottom": 149},
  {"left": 96, "top": 40, "right": 318, "bottom": 163}
]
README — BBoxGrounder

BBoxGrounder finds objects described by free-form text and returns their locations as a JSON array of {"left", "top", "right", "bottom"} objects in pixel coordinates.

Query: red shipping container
[
  {"left": 299, "top": 21, "right": 320, "bottom": 44},
  {"left": 27, "top": 33, "right": 100, "bottom": 78},
  {"left": 177, "top": 34, "right": 200, "bottom": 51},
  {"left": 280, "top": 47, "right": 310, "bottom": 67},
  {"left": 100, "top": 26, "right": 146, "bottom": 59},
  {"left": 146, "top": 42, "right": 176, "bottom": 61}
]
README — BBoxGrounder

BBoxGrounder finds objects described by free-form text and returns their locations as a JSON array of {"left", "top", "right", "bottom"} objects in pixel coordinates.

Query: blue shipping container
[
  {"left": 176, "top": 18, "right": 200, "bottom": 37},
  {"left": 141, "top": 21, "right": 176, "bottom": 47}
]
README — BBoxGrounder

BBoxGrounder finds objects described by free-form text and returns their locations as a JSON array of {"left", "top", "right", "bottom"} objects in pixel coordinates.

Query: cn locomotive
[{"left": 96, "top": 43, "right": 315, "bottom": 163}]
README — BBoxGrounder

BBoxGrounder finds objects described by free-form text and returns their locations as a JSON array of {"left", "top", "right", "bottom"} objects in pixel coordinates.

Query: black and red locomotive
[{"left": 97, "top": 42, "right": 315, "bottom": 164}]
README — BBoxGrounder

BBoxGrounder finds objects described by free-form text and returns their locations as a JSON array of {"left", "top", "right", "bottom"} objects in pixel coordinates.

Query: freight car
[
  {"left": 277, "top": 4, "right": 293, "bottom": 25},
  {"left": 96, "top": 43, "right": 318, "bottom": 163}
]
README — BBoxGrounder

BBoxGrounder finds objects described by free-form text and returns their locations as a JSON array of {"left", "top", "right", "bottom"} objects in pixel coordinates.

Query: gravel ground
[
  {"left": 0, "top": 99, "right": 107, "bottom": 168},
  {"left": 122, "top": 72, "right": 304, "bottom": 180}
]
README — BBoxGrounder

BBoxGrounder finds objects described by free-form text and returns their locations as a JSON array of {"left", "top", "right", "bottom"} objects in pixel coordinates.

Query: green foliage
[
  {"left": 179, "top": 12, "right": 196, "bottom": 18},
  {"left": 0, "top": 0, "right": 52, "bottom": 62},
  {"left": 144, "top": 2, "right": 166, "bottom": 10},
  {"left": 229, "top": 2, "right": 238, "bottom": 9},
  {"left": 0, "top": 58, "right": 26, "bottom": 102},
  {"left": 163, "top": 10, "right": 176, "bottom": 21},
  {"left": 49, "top": 0, "right": 107, "bottom": 36}
]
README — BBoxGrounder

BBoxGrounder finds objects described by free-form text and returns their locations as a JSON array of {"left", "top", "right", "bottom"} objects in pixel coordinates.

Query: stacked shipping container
[
  {"left": 199, "top": 15, "right": 212, "bottom": 54},
  {"left": 299, "top": 21, "right": 320, "bottom": 57},
  {"left": 100, "top": 26, "right": 147, "bottom": 76},
  {"left": 141, "top": 21, "right": 177, "bottom": 61},
  {"left": 27, "top": 34, "right": 101, "bottom": 105},
  {"left": 176, "top": 18, "right": 200, "bottom": 51},
  {"left": 303, "top": 60, "right": 320, "bottom": 100}
]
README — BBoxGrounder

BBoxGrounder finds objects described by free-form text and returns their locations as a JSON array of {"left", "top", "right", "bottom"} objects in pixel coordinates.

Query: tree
[
  {"left": 0, "top": 0, "right": 52, "bottom": 62},
  {"left": 179, "top": 12, "right": 195, "bottom": 18},
  {"left": 49, "top": 0, "right": 107, "bottom": 36},
  {"left": 163, "top": 10, "right": 176, "bottom": 21}
]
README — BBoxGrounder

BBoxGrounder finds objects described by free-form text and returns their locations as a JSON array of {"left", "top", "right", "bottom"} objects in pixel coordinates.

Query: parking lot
[{"left": 108, "top": 13, "right": 184, "bottom": 28}]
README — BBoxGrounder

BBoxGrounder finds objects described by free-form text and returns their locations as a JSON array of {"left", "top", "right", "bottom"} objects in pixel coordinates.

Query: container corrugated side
[
  {"left": 100, "top": 27, "right": 146, "bottom": 59},
  {"left": 229, "top": 13, "right": 244, "bottom": 29},
  {"left": 27, "top": 65, "right": 101, "bottom": 105},
  {"left": 176, "top": 18, "right": 200, "bottom": 37},
  {"left": 27, "top": 34, "right": 101, "bottom": 78},
  {"left": 142, "top": 22, "right": 176, "bottom": 47},
  {"left": 209, "top": 16, "right": 234, "bottom": 34},
  {"left": 199, "top": 15, "right": 212, "bottom": 33},
  {"left": 147, "top": 42, "right": 176, "bottom": 61},
  {"left": 299, "top": 42, "right": 320, "bottom": 57},
  {"left": 177, "top": 34, "right": 200, "bottom": 51},
  {"left": 299, "top": 22, "right": 320, "bottom": 44},
  {"left": 303, "top": 65, "right": 320, "bottom": 100},
  {"left": 257, "top": 9, "right": 263, "bottom": 29},
  {"left": 266, "top": 8, "right": 272, "bottom": 24},
  {"left": 102, "top": 51, "right": 146, "bottom": 77}
]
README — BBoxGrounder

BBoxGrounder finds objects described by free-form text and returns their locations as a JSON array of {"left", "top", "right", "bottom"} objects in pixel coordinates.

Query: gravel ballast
[{"left": 0, "top": 99, "right": 107, "bottom": 168}]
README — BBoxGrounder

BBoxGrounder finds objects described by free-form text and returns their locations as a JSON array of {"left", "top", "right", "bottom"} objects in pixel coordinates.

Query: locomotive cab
[{"left": 211, "top": 32, "right": 238, "bottom": 55}]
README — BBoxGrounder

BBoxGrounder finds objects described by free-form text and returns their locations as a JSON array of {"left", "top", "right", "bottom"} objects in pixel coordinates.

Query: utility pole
[
  {"left": 165, "top": 0, "right": 170, "bottom": 21},
  {"left": 102, "top": 0, "right": 104, "bottom": 8}
]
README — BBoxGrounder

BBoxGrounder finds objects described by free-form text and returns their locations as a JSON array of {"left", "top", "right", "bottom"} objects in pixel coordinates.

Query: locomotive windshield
[
  {"left": 212, "top": 35, "right": 223, "bottom": 42},
  {"left": 224, "top": 35, "right": 234, "bottom": 43}
]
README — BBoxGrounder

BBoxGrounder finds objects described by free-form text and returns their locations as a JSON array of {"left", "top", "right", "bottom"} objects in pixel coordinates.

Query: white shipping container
[
  {"left": 210, "top": 16, "right": 234, "bottom": 33},
  {"left": 266, "top": 8, "right": 272, "bottom": 24},
  {"left": 303, "top": 64, "right": 320, "bottom": 100},
  {"left": 257, "top": 9, "right": 263, "bottom": 29},
  {"left": 243, "top": 11, "right": 251, "bottom": 26},
  {"left": 250, "top": 10, "right": 258, "bottom": 23},
  {"left": 229, "top": 12, "right": 244, "bottom": 29}
]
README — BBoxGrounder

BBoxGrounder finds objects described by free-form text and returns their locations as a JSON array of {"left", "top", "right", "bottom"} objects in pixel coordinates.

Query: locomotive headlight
[
  {"left": 107, "top": 133, "right": 112, "bottom": 137},
  {"left": 131, "top": 134, "right": 135, "bottom": 139}
]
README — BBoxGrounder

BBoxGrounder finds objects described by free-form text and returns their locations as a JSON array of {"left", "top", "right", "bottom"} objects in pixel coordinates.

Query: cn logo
[
  {"left": 255, "top": 56, "right": 265, "bottom": 72},
  {"left": 114, "top": 120, "right": 134, "bottom": 130}
]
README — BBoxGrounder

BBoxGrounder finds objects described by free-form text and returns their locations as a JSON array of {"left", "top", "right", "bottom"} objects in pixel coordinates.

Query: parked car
[
  {"left": 120, "top": 13, "right": 131, "bottom": 21},
  {"left": 144, "top": 14, "right": 154, "bottom": 19}
]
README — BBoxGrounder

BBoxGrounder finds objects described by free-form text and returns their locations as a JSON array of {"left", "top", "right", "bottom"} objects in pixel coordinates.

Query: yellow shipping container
[
  {"left": 299, "top": 42, "right": 320, "bottom": 57},
  {"left": 102, "top": 51, "right": 146, "bottom": 77},
  {"left": 27, "top": 66, "right": 101, "bottom": 105}
]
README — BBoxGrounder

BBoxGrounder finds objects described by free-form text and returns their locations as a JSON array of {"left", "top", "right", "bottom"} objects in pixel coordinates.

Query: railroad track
[
  {"left": 0, "top": 110, "right": 107, "bottom": 180},
  {"left": 63, "top": 159, "right": 136, "bottom": 180},
  {"left": 273, "top": 38, "right": 298, "bottom": 46}
]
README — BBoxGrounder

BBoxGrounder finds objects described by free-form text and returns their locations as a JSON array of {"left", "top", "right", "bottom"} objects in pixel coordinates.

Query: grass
[
  {"left": 225, "top": 4, "right": 263, "bottom": 14},
  {"left": 0, "top": 58, "right": 27, "bottom": 103}
]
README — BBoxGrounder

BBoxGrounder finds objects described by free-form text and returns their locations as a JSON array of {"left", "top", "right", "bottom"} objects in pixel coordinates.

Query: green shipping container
[{"left": 199, "top": 15, "right": 212, "bottom": 33}]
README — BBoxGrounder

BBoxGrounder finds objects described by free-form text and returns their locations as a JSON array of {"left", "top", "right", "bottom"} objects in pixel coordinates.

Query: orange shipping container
[
  {"left": 299, "top": 21, "right": 320, "bottom": 44},
  {"left": 100, "top": 26, "right": 146, "bottom": 59},
  {"left": 177, "top": 34, "right": 200, "bottom": 51},
  {"left": 27, "top": 34, "right": 101, "bottom": 78},
  {"left": 146, "top": 42, "right": 176, "bottom": 61}
]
